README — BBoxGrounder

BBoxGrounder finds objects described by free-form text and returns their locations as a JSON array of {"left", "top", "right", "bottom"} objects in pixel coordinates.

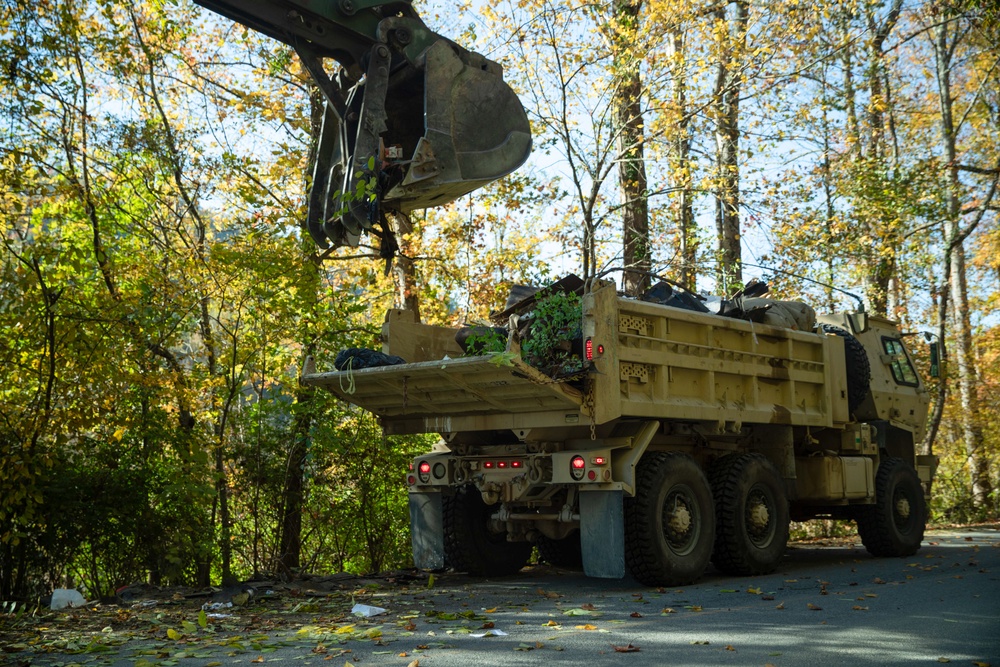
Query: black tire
[
  {"left": 819, "top": 324, "right": 871, "bottom": 413},
  {"left": 536, "top": 531, "right": 583, "bottom": 568},
  {"left": 710, "top": 454, "right": 790, "bottom": 575},
  {"left": 624, "top": 452, "right": 716, "bottom": 587},
  {"left": 442, "top": 485, "right": 531, "bottom": 575},
  {"left": 855, "top": 457, "right": 926, "bottom": 557}
]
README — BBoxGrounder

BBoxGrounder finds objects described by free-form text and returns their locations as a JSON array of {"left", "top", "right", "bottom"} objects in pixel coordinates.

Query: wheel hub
[
  {"left": 895, "top": 495, "right": 911, "bottom": 520},
  {"left": 668, "top": 502, "right": 692, "bottom": 535},
  {"left": 748, "top": 501, "right": 770, "bottom": 531}
]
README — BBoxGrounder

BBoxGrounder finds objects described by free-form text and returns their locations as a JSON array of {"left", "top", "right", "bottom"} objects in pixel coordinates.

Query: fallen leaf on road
[
  {"left": 873, "top": 578, "right": 886, "bottom": 584},
  {"left": 937, "top": 658, "right": 950, "bottom": 663},
  {"left": 852, "top": 606, "right": 868, "bottom": 611},
  {"left": 807, "top": 603, "right": 822, "bottom": 611},
  {"left": 725, "top": 645, "right": 736, "bottom": 651},
  {"left": 612, "top": 644, "right": 640, "bottom": 652},
  {"left": 575, "top": 624, "right": 598, "bottom": 630},
  {"left": 661, "top": 608, "right": 676, "bottom": 614},
  {"left": 747, "top": 587, "right": 761, "bottom": 595},
  {"left": 775, "top": 603, "right": 785, "bottom": 610},
  {"left": 690, "top": 640, "right": 710, "bottom": 645},
  {"left": 564, "top": 608, "right": 600, "bottom": 616},
  {"left": 407, "top": 661, "right": 419, "bottom": 667},
  {"left": 580, "top": 603, "right": 597, "bottom": 610},
  {"left": 630, "top": 612, "right": 642, "bottom": 618}
]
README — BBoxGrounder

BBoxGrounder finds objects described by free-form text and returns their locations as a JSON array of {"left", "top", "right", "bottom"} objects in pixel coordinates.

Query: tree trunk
[
  {"left": 862, "top": 0, "right": 902, "bottom": 317},
  {"left": 276, "top": 83, "right": 329, "bottom": 573},
  {"left": 931, "top": 14, "right": 991, "bottom": 507},
  {"left": 613, "top": 0, "right": 649, "bottom": 296},
  {"left": 279, "top": 374, "right": 312, "bottom": 572},
  {"left": 712, "top": 1, "right": 747, "bottom": 293},
  {"left": 665, "top": 27, "right": 697, "bottom": 289},
  {"left": 390, "top": 212, "right": 422, "bottom": 318}
]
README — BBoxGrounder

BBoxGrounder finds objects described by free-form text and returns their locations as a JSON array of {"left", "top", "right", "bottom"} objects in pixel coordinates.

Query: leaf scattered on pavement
[{"left": 612, "top": 643, "right": 640, "bottom": 652}]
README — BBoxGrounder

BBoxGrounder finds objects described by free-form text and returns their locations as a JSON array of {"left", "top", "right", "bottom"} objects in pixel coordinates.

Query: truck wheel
[
  {"left": 710, "top": 454, "right": 789, "bottom": 575},
  {"left": 624, "top": 452, "right": 715, "bottom": 586},
  {"left": 442, "top": 485, "right": 531, "bottom": 575},
  {"left": 536, "top": 531, "right": 583, "bottom": 568},
  {"left": 819, "top": 324, "right": 871, "bottom": 413},
  {"left": 855, "top": 458, "right": 926, "bottom": 557}
]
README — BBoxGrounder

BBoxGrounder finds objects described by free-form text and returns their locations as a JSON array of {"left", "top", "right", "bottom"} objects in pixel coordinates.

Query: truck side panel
[{"left": 586, "top": 286, "right": 849, "bottom": 429}]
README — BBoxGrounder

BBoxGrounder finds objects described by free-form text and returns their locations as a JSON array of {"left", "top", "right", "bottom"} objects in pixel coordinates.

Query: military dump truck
[{"left": 302, "top": 276, "right": 937, "bottom": 586}]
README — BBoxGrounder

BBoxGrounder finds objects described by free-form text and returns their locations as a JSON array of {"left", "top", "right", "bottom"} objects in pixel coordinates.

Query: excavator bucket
[
  {"left": 312, "top": 17, "right": 532, "bottom": 248},
  {"left": 383, "top": 39, "right": 532, "bottom": 211},
  {"left": 193, "top": 0, "right": 531, "bottom": 251}
]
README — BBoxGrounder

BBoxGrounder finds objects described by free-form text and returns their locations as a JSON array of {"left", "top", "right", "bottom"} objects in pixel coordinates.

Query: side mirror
[
  {"left": 847, "top": 312, "right": 869, "bottom": 335},
  {"left": 929, "top": 341, "right": 940, "bottom": 378}
]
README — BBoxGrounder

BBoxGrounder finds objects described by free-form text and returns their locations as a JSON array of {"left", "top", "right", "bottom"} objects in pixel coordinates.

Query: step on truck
[{"left": 301, "top": 276, "right": 937, "bottom": 585}]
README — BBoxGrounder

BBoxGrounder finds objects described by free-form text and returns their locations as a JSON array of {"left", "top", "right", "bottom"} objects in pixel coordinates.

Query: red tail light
[
  {"left": 585, "top": 339, "right": 604, "bottom": 361},
  {"left": 570, "top": 455, "right": 586, "bottom": 480},
  {"left": 417, "top": 461, "right": 431, "bottom": 483}
]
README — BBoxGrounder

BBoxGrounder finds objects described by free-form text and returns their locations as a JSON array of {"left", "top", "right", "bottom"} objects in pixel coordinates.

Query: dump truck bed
[
  {"left": 303, "top": 282, "right": 850, "bottom": 435},
  {"left": 301, "top": 347, "right": 584, "bottom": 434}
]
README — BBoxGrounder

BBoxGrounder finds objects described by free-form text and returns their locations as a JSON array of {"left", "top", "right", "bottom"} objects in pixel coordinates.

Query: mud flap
[
  {"left": 579, "top": 489, "right": 625, "bottom": 579},
  {"left": 409, "top": 492, "right": 445, "bottom": 569}
]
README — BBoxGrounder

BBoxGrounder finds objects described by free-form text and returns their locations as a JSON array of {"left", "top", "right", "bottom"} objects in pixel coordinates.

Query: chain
[{"left": 584, "top": 379, "right": 596, "bottom": 441}]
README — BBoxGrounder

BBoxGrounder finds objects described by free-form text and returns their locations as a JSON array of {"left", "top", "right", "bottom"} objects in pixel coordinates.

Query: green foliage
[
  {"left": 521, "top": 291, "right": 585, "bottom": 378},
  {"left": 461, "top": 328, "right": 507, "bottom": 356}
]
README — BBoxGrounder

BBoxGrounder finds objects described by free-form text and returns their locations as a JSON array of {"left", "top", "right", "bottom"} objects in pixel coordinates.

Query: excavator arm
[{"left": 195, "top": 0, "right": 531, "bottom": 256}]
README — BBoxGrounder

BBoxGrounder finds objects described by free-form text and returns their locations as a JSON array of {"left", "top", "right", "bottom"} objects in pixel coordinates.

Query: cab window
[{"left": 882, "top": 338, "right": 919, "bottom": 386}]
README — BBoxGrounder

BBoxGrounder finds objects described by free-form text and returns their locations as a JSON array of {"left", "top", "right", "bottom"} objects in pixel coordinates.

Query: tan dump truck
[{"left": 302, "top": 277, "right": 936, "bottom": 585}]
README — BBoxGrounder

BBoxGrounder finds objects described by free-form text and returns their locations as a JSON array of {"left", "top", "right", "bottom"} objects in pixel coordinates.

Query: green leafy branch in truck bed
[{"left": 521, "top": 291, "right": 585, "bottom": 379}]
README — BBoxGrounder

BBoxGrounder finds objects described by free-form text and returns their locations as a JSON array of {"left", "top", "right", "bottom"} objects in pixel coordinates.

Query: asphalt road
[{"left": 8, "top": 527, "right": 999, "bottom": 667}]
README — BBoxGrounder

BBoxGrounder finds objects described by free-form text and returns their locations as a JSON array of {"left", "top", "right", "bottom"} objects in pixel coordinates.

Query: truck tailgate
[{"left": 302, "top": 354, "right": 583, "bottom": 425}]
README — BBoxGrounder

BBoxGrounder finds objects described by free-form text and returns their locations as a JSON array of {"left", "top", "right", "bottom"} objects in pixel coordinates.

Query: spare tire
[{"left": 820, "top": 324, "right": 871, "bottom": 413}]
